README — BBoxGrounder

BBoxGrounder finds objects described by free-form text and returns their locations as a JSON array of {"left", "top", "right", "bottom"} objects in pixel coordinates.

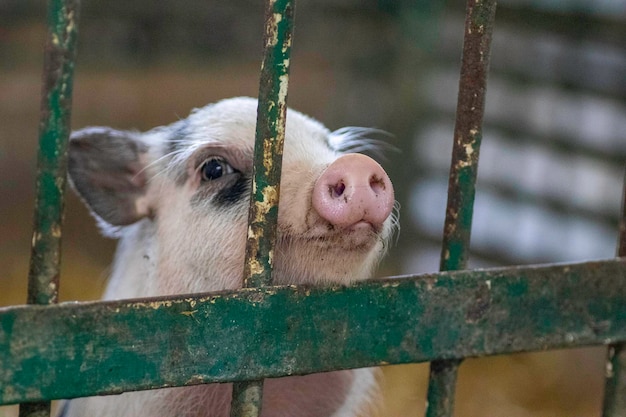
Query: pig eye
[{"left": 200, "top": 158, "right": 235, "bottom": 181}]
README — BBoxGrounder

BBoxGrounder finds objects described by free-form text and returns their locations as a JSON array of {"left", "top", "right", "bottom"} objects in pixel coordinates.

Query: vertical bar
[
  {"left": 19, "top": 1, "right": 80, "bottom": 416},
  {"left": 425, "top": 0, "right": 497, "bottom": 416},
  {"left": 230, "top": 0, "right": 295, "bottom": 416},
  {"left": 242, "top": 0, "right": 295, "bottom": 290},
  {"left": 601, "top": 169, "right": 626, "bottom": 417},
  {"left": 230, "top": 382, "right": 264, "bottom": 417}
]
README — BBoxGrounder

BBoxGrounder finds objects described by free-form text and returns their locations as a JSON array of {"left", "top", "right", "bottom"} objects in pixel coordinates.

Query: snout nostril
[
  {"left": 369, "top": 175, "right": 385, "bottom": 194},
  {"left": 329, "top": 181, "right": 346, "bottom": 198}
]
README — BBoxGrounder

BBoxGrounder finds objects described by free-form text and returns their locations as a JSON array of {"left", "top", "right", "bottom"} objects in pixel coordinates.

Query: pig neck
[{"left": 103, "top": 219, "right": 160, "bottom": 300}]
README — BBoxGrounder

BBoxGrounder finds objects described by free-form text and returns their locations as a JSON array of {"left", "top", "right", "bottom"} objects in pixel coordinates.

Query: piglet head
[{"left": 68, "top": 97, "right": 397, "bottom": 296}]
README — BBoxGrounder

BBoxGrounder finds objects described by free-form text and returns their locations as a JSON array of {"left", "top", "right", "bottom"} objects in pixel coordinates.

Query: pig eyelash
[{"left": 329, "top": 127, "right": 396, "bottom": 162}]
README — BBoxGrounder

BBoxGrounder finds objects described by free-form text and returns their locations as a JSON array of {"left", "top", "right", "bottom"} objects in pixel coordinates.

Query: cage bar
[
  {"left": 2, "top": 259, "right": 625, "bottom": 405},
  {"left": 230, "top": 0, "right": 295, "bottom": 415},
  {"left": 18, "top": 0, "right": 80, "bottom": 416},
  {"left": 242, "top": 0, "right": 294, "bottom": 290},
  {"left": 426, "top": 0, "right": 497, "bottom": 416},
  {"left": 601, "top": 170, "right": 626, "bottom": 417}
]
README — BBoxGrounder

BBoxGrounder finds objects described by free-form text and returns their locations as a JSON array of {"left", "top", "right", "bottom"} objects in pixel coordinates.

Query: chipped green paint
[
  {"left": 243, "top": 0, "right": 295, "bottom": 289},
  {"left": 28, "top": 0, "right": 79, "bottom": 305},
  {"left": 20, "top": 1, "right": 80, "bottom": 416},
  {"left": 235, "top": 0, "right": 295, "bottom": 414},
  {"left": 601, "top": 172, "right": 626, "bottom": 417},
  {"left": 429, "top": 0, "right": 497, "bottom": 415},
  {"left": 1, "top": 259, "right": 625, "bottom": 405},
  {"left": 439, "top": 0, "right": 496, "bottom": 273}
]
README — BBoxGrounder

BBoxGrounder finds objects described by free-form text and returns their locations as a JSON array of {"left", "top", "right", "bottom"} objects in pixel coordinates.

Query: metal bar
[
  {"left": 2, "top": 259, "right": 625, "bottom": 405},
  {"left": 425, "top": 359, "right": 463, "bottom": 416},
  {"left": 427, "top": 0, "right": 497, "bottom": 415},
  {"left": 27, "top": 0, "right": 80, "bottom": 305},
  {"left": 231, "top": 0, "right": 295, "bottom": 415},
  {"left": 439, "top": 0, "right": 497, "bottom": 274},
  {"left": 19, "top": 0, "right": 80, "bottom": 416},
  {"left": 242, "top": 0, "right": 294, "bottom": 296},
  {"left": 230, "top": 381, "right": 263, "bottom": 417},
  {"left": 601, "top": 169, "right": 626, "bottom": 417}
]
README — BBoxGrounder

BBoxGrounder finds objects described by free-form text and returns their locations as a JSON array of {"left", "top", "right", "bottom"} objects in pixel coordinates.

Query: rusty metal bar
[
  {"left": 1, "top": 259, "right": 625, "bottom": 406},
  {"left": 18, "top": 0, "right": 80, "bottom": 416},
  {"left": 231, "top": 0, "right": 295, "bottom": 415},
  {"left": 426, "top": 0, "right": 497, "bottom": 416},
  {"left": 601, "top": 169, "right": 626, "bottom": 417},
  {"left": 230, "top": 382, "right": 263, "bottom": 417}
]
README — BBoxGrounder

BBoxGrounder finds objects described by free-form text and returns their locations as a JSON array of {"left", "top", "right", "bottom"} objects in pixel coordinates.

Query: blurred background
[{"left": 1, "top": 0, "right": 625, "bottom": 416}]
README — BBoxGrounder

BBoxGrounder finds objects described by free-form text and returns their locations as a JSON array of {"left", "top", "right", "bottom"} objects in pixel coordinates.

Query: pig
[{"left": 62, "top": 97, "right": 397, "bottom": 417}]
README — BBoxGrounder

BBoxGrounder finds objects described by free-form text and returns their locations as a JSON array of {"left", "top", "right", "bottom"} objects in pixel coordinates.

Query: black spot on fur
[{"left": 213, "top": 175, "right": 250, "bottom": 207}]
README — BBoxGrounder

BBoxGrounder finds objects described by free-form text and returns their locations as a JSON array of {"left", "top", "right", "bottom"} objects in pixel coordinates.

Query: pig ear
[{"left": 68, "top": 127, "right": 153, "bottom": 227}]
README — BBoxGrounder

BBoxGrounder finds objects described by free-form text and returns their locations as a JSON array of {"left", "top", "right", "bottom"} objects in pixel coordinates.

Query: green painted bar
[
  {"left": 427, "top": 0, "right": 497, "bottom": 414},
  {"left": 438, "top": 0, "right": 496, "bottom": 273},
  {"left": 243, "top": 0, "right": 295, "bottom": 290},
  {"left": 601, "top": 171, "right": 626, "bottom": 417},
  {"left": 20, "top": 0, "right": 80, "bottom": 416},
  {"left": 1, "top": 259, "right": 625, "bottom": 406},
  {"left": 425, "top": 360, "right": 462, "bottom": 416},
  {"left": 27, "top": 0, "right": 79, "bottom": 305},
  {"left": 18, "top": 403, "right": 50, "bottom": 417},
  {"left": 233, "top": 0, "right": 295, "bottom": 414},
  {"left": 603, "top": 344, "right": 626, "bottom": 417}
]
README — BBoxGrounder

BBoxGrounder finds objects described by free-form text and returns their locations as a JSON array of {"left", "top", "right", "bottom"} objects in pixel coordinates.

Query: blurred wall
[{"left": 1, "top": 1, "right": 625, "bottom": 416}]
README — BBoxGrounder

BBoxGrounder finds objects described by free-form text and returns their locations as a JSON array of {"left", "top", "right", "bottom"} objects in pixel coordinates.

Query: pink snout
[{"left": 312, "top": 153, "right": 395, "bottom": 229}]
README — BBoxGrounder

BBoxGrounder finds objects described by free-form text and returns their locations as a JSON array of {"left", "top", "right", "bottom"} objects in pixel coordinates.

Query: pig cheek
[
  {"left": 277, "top": 165, "right": 318, "bottom": 234},
  {"left": 155, "top": 186, "right": 248, "bottom": 294}
]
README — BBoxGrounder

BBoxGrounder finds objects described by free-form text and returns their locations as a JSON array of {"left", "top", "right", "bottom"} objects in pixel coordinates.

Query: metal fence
[{"left": 1, "top": 0, "right": 625, "bottom": 416}]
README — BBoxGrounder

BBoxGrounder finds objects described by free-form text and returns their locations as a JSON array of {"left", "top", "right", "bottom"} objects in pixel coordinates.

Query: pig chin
[{"left": 273, "top": 227, "right": 387, "bottom": 285}]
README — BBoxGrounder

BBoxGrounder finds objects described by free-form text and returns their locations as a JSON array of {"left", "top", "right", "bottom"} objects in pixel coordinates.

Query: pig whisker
[
  {"left": 389, "top": 200, "right": 401, "bottom": 246},
  {"left": 139, "top": 145, "right": 199, "bottom": 183},
  {"left": 133, "top": 150, "right": 181, "bottom": 182}
]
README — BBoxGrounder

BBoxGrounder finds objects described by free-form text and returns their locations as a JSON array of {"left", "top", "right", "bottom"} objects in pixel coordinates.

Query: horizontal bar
[{"left": 1, "top": 259, "right": 625, "bottom": 405}]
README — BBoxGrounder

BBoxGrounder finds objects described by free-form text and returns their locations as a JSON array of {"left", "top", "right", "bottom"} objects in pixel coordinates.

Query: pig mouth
[{"left": 280, "top": 221, "right": 383, "bottom": 252}]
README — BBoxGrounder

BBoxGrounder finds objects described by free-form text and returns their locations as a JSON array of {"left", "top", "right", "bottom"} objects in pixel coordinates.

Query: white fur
[{"left": 65, "top": 97, "right": 395, "bottom": 417}]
